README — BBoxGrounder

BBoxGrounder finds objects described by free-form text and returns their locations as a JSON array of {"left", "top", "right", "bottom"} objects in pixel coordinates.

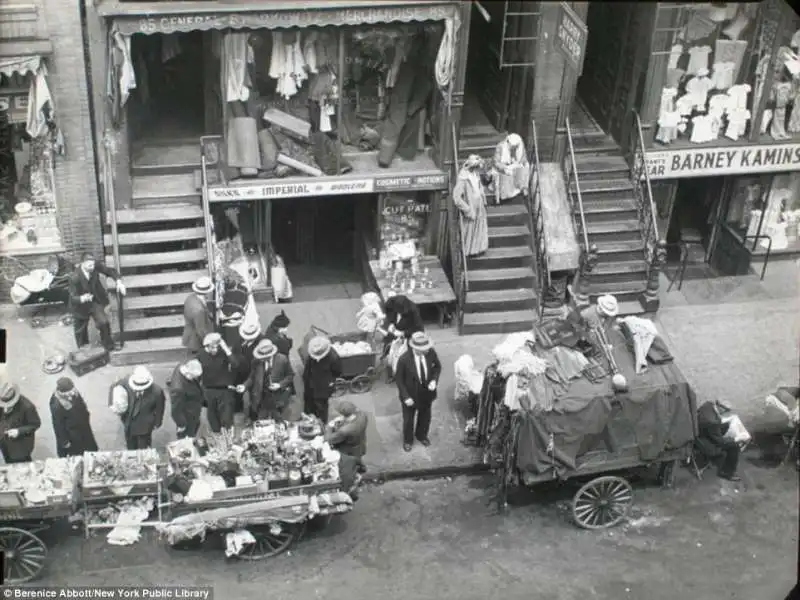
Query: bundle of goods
[
  {"left": 83, "top": 449, "right": 160, "bottom": 498},
  {"left": 86, "top": 496, "right": 157, "bottom": 546},
  {"left": 333, "top": 340, "right": 373, "bottom": 357},
  {"left": 0, "top": 457, "right": 81, "bottom": 508},
  {"left": 166, "top": 418, "right": 341, "bottom": 505}
]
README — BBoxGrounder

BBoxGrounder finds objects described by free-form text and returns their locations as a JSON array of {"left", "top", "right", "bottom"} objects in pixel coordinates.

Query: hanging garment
[
  {"left": 715, "top": 40, "right": 748, "bottom": 82},
  {"left": 659, "top": 87, "right": 678, "bottom": 116},
  {"left": 708, "top": 93, "right": 730, "bottom": 117},
  {"left": 761, "top": 108, "right": 774, "bottom": 135},
  {"left": 667, "top": 44, "right": 684, "bottom": 70},
  {"left": 691, "top": 114, "right": 717, "bottom": 143},
  {"left": 727, "top": 83, "right": 751, "bottom": 111},
  {"left": 226, "top": 117, "right": 261, "bottom": 170},
  {"left": 435, "top": 14, "right": 460, "bottom": 89},
  {"left": 686, "top": 76, "right": 712, "bottom": 111},
  {"left": 223, "top": 33, "right": 252, "bottom": 103},
  {"left": 26, "top": 65, "right": 53, "bottom": 138},
  {"left": 162, "top": 33, "right": 182, "bottom": 63},
  {"left": 387, "top": 37, "right": 410, "bottom": 88},
  {"left": 685, "top": 16, "right": 716, "bottom": 42},
  {"left": 675, "top": 94, "right": 694, "bottom": 117},
  {"left": 619, "top": 316, "right": 659, "bottom": 374},
  {"left": 723, "top": 12, "right": 751, "bottom": 41},
  {"left": 452, "top": 167, "right": 490, "bottom": 257},
  {"left": 787, "top": 85, "right": 800, "bottom": 134},
  {"left": 493, "top": 135, "right": 530, "bottom": 202},
  {"left": 711, "top": 62, "right": 736, "bottom": 90},
  {"left": 303, "top": 32, "right": 319, "bottom": 74},
  {"left": 770, "top": 82, "right": 792, "bottom": 139},
  {"left": 687, "top": 46, "right": 712, "bottom": 75},
  {"left": 656, "top": 111, "right": 681, "bottom": 144},
  {"left": 725, "top": 109, "right": 750, "bottom": 141},
  {"left": 112, "top": 30, "right": 136, "bottom": 109}
]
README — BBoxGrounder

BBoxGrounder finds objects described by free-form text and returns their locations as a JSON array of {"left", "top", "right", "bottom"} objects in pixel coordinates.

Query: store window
[{"left": 649, "top": 3, "right": 761, "bottom": 146}]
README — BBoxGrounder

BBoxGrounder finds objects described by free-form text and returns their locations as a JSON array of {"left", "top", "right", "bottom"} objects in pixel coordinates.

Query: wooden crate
[{"left": 82, "top": 450, "right": 160, "bottom": 500}]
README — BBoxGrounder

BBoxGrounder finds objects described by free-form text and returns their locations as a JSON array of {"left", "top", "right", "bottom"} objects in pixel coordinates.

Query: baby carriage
[{"left": 1, "top": 254, "right": 72, "bottom": 326}]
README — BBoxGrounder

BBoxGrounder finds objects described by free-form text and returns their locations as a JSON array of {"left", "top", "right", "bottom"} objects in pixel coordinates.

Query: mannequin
[
  {"left": 787, "top": 74, "right": 800, "bottom": 134},
  {"left": 686, "top": 71, "right": 712, "bottom": 111},
  {"left": 687, "top": 45, "right": 712, "bottom": 75},
  {"left": 770, "top": 81, "right": 792, "bottom": 140}
]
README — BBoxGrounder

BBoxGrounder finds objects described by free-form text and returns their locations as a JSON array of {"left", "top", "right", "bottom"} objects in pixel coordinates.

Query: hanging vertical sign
[{"left": 555, "top": 2, "right": 588, "bottom": 75}]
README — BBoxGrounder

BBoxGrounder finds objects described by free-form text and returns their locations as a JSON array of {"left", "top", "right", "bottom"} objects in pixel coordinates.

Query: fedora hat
[
  {"left": 129, "top": 366, "right": 154, "bottom": 392},
  {"left": 308, "top": 336, "right": 331, "bottom": 361},
  {"left": 253, "top": 339, "right": 278, "bottom": 360},
  {"left": 56, "top": 377, "right": 75, "bottom": 393},
  {"left": 0, "top": 379, "right": 20, "bottom": 407},
  {"left": 597, "top": 294, "right": 619, "bottom": 318},
  {"left": 181, "top": 359, "right": 202, "bottom": 379},
  {"left": 409, "top": 331, "right": 432, "bottom": 352},
  {"left": 239, "top": 321, "right": 262, "bottom": 341},
  {"left": 192, "top": 276, "right": 214, "bottom": 295},
  {"left": 203, "top": 332, "right": 222, "bottom": 347}
]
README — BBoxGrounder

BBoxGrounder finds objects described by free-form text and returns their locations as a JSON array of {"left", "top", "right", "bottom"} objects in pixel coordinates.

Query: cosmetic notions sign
[{"left": 644, "top": 143, "right": 800, "bottom": 179}]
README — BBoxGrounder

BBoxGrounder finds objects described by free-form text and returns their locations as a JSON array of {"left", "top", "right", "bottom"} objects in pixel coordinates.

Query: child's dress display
[
  {"left": 686, "top": 74, "right": 713, "bottom": 111},
  {"left": 727, "top": 83, "right": 751, "bottom": 111},
  {"left": 690, "top": 114, "right": 716, "bottom": 143},
  {"left": 725, "top": 108, "right": 750, "bottom": 140},
  {"left": 787, "top": 80, "right": 800, "bottom": 134},
  {"left": 687, "top": 45, "right": 712, "bottom": 75},
  {"left": 668, "top": 44, "right": 684, "bottom": 70},
  {"left": 675, "top": 94, "right": 694, "bottom": 116},
  {"left": 657, "top": 111, "right": 681, "bottom": 144},
  {"left": 711, "top": 61, "right": 736, "bottom": 90},
  {"left": 770, "top": 81, "right": 792, "bottom": 139}
]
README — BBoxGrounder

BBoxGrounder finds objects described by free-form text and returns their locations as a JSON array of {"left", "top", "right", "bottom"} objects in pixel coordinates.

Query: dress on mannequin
[
  {"left": 711, "top": 62, "right": 736, "bottom": 90},
  {"left": 687, "top": 46, "right": 712, "bottom": 75},
  {"left": 770, "top": 81, "right": 792, "bottom": 139},
  {"left": 656, "top": 111, "right": 681, "bottom": 144},
  {"left": 725, "top": 109, "right": 750, "bottom": 140},
  {"left": 726, "top": 84, "right": 751, "bottom": 111},
  {"left": 659, "top": 87, "right": 678, "bottom": 115},
  {"left": 676, "top": 94, "right": 694, "bottom": 116},
  {"left": 690, "top": 114, "right": 716, "bottom": 143},
  {"left": 668, "top": 44, "right": 684, "bottom": 70},
  {"left": 686, "top": 75, "right": 713, "bottom": 111}
]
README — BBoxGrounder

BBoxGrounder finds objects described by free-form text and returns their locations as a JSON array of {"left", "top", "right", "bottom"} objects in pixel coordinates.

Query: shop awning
[
  {"left": 98, "top": 0, "right": 457, "bottom": 36},
  {"left": 0, "top": 55, "right": 43, "bottom": 79}
]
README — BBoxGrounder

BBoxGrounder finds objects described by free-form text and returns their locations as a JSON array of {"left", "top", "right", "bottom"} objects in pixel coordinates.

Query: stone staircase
[
  {"left": 105, "top": 141, "right": 207, "bottom": 365},
  {"left": 569, "top": 136, "right": 647, "bottom": 315}
]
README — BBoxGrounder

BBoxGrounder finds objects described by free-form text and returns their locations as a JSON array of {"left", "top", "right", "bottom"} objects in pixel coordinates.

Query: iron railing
[
  {"left": 627, "top": 110, "right": 661, "bottom": 278},
  {"left": 103, "top": 143, "right": 124, "bottom": 346},
  {"left": 448, "top": 122, "right": 469, "bottom": 333},
  {"left": 526, "top": 120, "right": 549, "bottom": 317},
  {"left": 742, "top": 234, "right": 772, "bottom": 281},
  {"left": 199, "top": 136, "right": 221, "bottom": 323},
  {"left": 563, "top": 119, "right": 590, "bottom": 255}
]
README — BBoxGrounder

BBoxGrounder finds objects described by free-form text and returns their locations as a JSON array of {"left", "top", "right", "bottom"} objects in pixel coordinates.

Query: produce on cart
[
  {"left": 471, "top": 314, "right": 698, "bottom": 529},
  {"left": 0, "top": 457, "right": 81, "bottom": 508}
]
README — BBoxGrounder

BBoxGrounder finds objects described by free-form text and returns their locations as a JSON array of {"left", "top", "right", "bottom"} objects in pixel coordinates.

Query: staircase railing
[
  {"left": 200, "top": 136, "right": 221, "bottom": 320},
  {"left": 526, "top": 120, "right": 550, "bottom": 317},
  {"left": 448, "top": 122, "right": 469, "bottom": 333},
  {"left": 103, "top": 141, "right": 124, "bottom": 347}
]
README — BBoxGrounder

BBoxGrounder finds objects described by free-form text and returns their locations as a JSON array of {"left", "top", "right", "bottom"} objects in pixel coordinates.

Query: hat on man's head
[
  {"left": 597, "top": 294, "right": 619, "bottom": 318},
  {"left": 239, "top": 321, "right": 262, "bottom": 341},
  {"left": 0, "top": 375, "right": 19, "bottom": 407},
  {"left": 192, "top": 276, "right": 214, "bottom": 295},
  {"left": 182, "top": 359, "right": 202, "bottom": 378},
  {"left": 221, "top": 312, "right": 244, "bottom": 327},
  {"left": 203, "top": 332, "right": 222, "bottom": 347},
  {"left": 337, "top": 401, "right": 357, "bottom": 417},
  {"left": 308, "top": 336, "right": 331, "bottom": 361},
  {"left": 253, "top": 339, "right": 278, "bottom": 360},
  {"left": 56, "top": 377, "right": 75, "bottom": 393},
  {"left": 270, "top": 310, "right": 290, "bottom": 329},
  {"left": 409, "top": 331, "right": 432, "bottom": 352},
  {"left": 129, "top": 366, "right": 153, "bottom": 392}
]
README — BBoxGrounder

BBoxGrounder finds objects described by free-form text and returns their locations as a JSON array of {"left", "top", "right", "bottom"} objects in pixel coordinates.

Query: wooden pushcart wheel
[
  {"left": 572, "top": 476, "right": 633, "bottom": 530},
  {"left": 349, "top": 375, "right": 373, "bottom": 395},
  {"left": 239, "top": 521, "right": 305, "bottom": 561},
  {"left": 332, "top": 378, "right": 349, "bottom": 398},
  {"left": 0, "top": 526, "right": 48, "bottom": 583}
]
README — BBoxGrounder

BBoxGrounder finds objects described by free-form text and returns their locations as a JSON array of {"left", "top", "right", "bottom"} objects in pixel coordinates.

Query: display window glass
[{"left": 755, "top": 11, "right": 800, "bottom": 140}]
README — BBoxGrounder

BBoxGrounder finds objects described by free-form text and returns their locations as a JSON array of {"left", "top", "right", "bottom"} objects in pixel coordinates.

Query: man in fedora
[
  {"left": 109, "top": 366, "right": 166, "bottom": 450},
  {"left": 198, "top": 333, "right": 243, "bottom": 432},
  {"left": 68, "top": 251, "right": 127, "bottom": 352},
  {"left": 237, "top": 321, "right": 264, "bottom": 369},
  {"left": 168, "top": 359, "right": 205, "bottom": 438},
  {"left": 0, "top": 374, "right": 41, "bottom": 463},
  {"left": 183, "top": 276, "right": 215, "bottom": 356},
  {"left": 302, "top": 335, "right": 342, "bottom": 424},
  {"left": 395, "top": 332, "right": 441, "bottom": 452},
  {"left": 245, "top": 339, "right": 294, "bottom": 422},
  {"left": 570, "top": 293, "right": 618, "bottom": 334}
]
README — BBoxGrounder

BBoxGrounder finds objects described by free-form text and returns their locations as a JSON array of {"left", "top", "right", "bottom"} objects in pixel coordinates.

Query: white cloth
[
  {"left": 721, "top": 414, "right": 751, "bottom": 445},
  {"left": 656, "top": 111, "right": 681, "bottom": 144},
  {"left": 725, "top": 108, "right": 750, "bottom": 140},
  {"left": 686, "top": 76, "right": 712, "bottom": 111},
  {"left": 270, "top": 255, "right": 293, "bottom": 302},
  {"left": 691, "top": 114, "right": 717, "bottom": 143},
  {"left": 111, "top": 31, "right": 136, "bottom": 111},
  {"left": 10, "top": 269, "right": 53, "bottom": 305},
  {"left": 668, "top": 44, "right": 684, "bottom": 70},
  {"left": 493, "top": 135, "right": 529, "bottom": 201},
  {"left": 619, "top": 316, "right": 658, "bottom": 373},
  {"left": 659, "top": 87, "right": 678, "bottom": 117},
  {"left": 687, "top": 46, "right": 712, "bottom": 75},
  {"left": 727, "top": 84, "right": 751, "bottom": 111},
  {"left": 223, "top": 33, "right": 252, "bottom": 103},
  {"left": 492, "top": 332, "right": 536, "bottom": 364},
  {"left": 675, "top": 94, "right": 694, "bottom": 116},
  {"left": 711, "top": 61, "right": 736, "bottom": 90},
  {"left": 708, "top": 93, "right": 730, "bottom": 117},
  {"left": 454, "top": 355, "right": 484, "bottom": 398},
  {"left": 225, "top": 529, "right": 257, "bottom": 557}
]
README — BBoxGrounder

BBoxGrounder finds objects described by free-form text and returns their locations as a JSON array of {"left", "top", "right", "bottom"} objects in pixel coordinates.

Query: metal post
[
  {"left": 336, "top": 28, "right": 345, "bottom": 177},
  {"left": 642, "top": 239, "right": 667, "bottom": 311},
  {"left": 573, "top": 243, "right": 598, "bottom": 308}
]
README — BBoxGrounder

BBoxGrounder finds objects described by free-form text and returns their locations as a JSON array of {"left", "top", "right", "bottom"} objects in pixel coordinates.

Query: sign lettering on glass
[
  {"left": 644, "top": 144, "right": 800, "bottom": 180},
  {"left": 374, "top": 173, "right": 448, "bottom": 191},
  {"left": 555, "top": 2, "right": 588, "bottom": 75},
  {"left": 380, "top": 194, "right": 431, "bottom": 243},
  {"left": 207, "top": 179, "right": 375, "bottom": 202}
]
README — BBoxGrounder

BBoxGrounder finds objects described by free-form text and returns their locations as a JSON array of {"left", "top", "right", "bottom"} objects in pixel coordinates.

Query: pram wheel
[
  {"left": 350, "top": 375, "right": 372, "bottom": 395},
  {"left": 332, "top": 378, "right": 348, "bottom": 398}
]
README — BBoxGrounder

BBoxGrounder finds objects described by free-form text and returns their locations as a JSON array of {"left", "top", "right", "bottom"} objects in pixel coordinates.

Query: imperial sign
[{"left": 645, "top": 143, "right": 800, "bottom": 179}]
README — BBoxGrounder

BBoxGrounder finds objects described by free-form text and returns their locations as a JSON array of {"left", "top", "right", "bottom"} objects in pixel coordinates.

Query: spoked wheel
[
  {"left": 0, "top": 527, "right": 48, "bottom": 583},
  {"left": 350, "top": 375, "right": 373, "bottom": 394},
  {"left": 332, "top": 378, "right": 349, "bottom": 398},
  {"left": 572, "top": 476, "right": 633, "bottom": 530},
  {"left": 239, "top": 521, "right": 305, "bottom": 561}
]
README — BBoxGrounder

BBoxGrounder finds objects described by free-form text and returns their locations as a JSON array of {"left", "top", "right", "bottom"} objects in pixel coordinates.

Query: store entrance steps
[
  {"left": 569, "top": 145, "right": 647, "bottom": 314},
  {"left": 462, "top": 196, "right": 538, "bottom": 335}
]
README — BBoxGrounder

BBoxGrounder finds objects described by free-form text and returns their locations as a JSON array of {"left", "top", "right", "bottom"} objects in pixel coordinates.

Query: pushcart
[
  {"left": 299, "top": 325, "right": 382, "bottom": 396},
  {"left": 0, "top": 253, "right": 72, "bottom": 327}
]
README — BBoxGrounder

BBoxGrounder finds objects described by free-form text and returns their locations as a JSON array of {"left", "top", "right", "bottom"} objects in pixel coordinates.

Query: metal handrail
[
  {"left": 450, "top": 121, "right": 468, "bottom": 333},
  {"left": 104, "top": 143, "right": 124, "bottom": 346},
  {"left": 199, "top": 136, "right": 220, "bottom": 323},
  {"left": 632, "top": 110, "right": 660, "bottom": 244},
  {"left": 742, "top": 234, "right": 772, "bottom": 281},
  {"left": 527, "top": 120, "right": 550, "bottom": 316},
  {"left": 564, "top": 118, "right": 590, "bottom": 251},
  {"left": 451, "top": 123, "right": 469, "bottom": 293}
]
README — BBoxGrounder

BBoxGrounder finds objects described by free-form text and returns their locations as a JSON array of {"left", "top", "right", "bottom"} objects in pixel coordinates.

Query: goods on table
[
  {"left": 0, "top": 457, "right": 81, "bottom": 507},
  {"left": 83, "top": 449, "right": 160, "bottom": 487},
  {"left": 85, "top": 497, "right": 155, "bottom": 526},
  {"left": 86, "top": 496, "right": 156, "bottom": 546},
  {"left": 333, "top": 340, "right": 373, "bottom": 357}
]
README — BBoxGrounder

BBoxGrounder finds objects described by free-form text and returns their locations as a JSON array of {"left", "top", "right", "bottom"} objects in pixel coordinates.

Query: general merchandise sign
[
  {"left": 555, "top": 2, "right": 588, "bottom": 75},
  {"left": 644, "top": 143, "right": 800, "bottom": 180}
]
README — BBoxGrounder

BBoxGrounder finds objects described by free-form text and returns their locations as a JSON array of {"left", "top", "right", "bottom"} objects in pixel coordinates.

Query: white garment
[
  {"left": 711, "top": 61, "right": 736, "bottom": 90},
  {"left": 111, "top": 31, "right": 137, "bottom": 112},
  {"left": 668, "top": 44, "right": 684, "bottom": 71},
  {"left": 721, "top": 414, "right": 751, "bottom": 445},
  {"left": 691, "top": 114, "right": 717, "bottom": 143},
  {"left": 454, "top": 355, "right": 484, "bottom": 398},
  {"left": 745, "top": 210, "right": 763, "bottom": 238},
  {"left": 725, "top": 108, "right": 750, "bottom": 140},
  {"left": 687, "top": 45, "right": 712, "bottom": 75},
  {"left": 727, "top": 84, "right": 751, "bottom": 111},
  {"left": 708, "top": 93, "right": 730, "bottom": 117},
  {"left": 27, "top": 66, "right": 54, "bottom": 138},
  {"left": 675, "top": 94, "right": 694, "bottom": 116},
  {"left": 223, "top": 33, "right": 252, "bottom": 103},
  {"left": 764, "top": 222, "right": 788, "bottom": 250},
  {"left": 303, "top": 33, "right": 319, "bottom": 74},
  {"left": 656, "top": 111, "right": 681, "bottom": 144},
  {"left": 686, "top": 76, "right": 712, "bottom": 111},
  {"left": 659, "top": 87, "right": 678, "bottom": 116}
]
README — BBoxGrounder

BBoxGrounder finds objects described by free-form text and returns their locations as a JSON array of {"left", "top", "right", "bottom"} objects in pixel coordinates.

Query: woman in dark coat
[
  {"left": 264, "top": 310, "right": 295, "bottom": 395},
  {"left": 49, "top": 377, "right": 98, "bottom": 457},
  {"left": 382, "top": 293, "right": 424, "bottom": 367}
]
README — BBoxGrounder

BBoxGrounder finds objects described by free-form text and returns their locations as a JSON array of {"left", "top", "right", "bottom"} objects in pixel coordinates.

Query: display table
[{"left": 367, "top": 255, "right": 456, "bottom": 328}]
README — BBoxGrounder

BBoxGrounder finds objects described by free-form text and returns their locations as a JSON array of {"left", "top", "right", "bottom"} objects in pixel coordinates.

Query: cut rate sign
[{"left": 644, "top": 143, "right": 800, "bottom": 179}]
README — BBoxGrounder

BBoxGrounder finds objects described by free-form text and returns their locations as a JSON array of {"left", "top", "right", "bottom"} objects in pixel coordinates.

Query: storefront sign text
[
  {"left": 374, "top": 173, "right": 448, "bottom": 191},
  {"left": 124, "top": 4, "right": 454, "bottom": 36},
  {"left": 555, "top": 2, "right": 588, "bottom": 75},
  {"left": 0, "top": 94, "right": 28, "bottom": 123},
  {"left": 208, "top": 178, "right": 375, "bottom": 202},
  {"left": 645, "top": 143, "right": 800, "bottom": 180}
]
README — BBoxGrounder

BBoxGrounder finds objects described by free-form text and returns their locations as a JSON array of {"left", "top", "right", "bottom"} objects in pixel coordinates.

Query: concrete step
[
  {"left": 133, "top": 195, "right": 202, "bottom": 209},
  {"left": 570, "top": 177, "right": 634, "bottom": 194},
  {"left": 107, "top": 206, "right": 205, "bottom": 225},
  {"left": 596, "top": 240, "right": 647, "bottom": 261},
  {"left": 468, "top": 245, "right": 532, "bottom": 270},
  {"left": 488, "top": 225, "right": 530, "bottom": 248},
  {"left": 570, "top": 135, "right": 620, "bottom": 155},
  {"left": 574, "top": 154, "right": 630, "bottom": 178},
  {"left": 124, "top": 314, "right": 184, "bottom": 333},
  {"left": 590, "top": 259, "right": 648, "bottom": 284},
  {"left": 462, "top": 309, "right": 538, "bottom": 335},
  {"left": 118, "top": 269, "right": 208, "bottom": 290},
  {"left": 586, "top": 220, "right": 642, "bottom": 242},
  {"left": 585, "top": 280, "right": 647, "bottom": 303},
  {"left": 122, "top": 291, "right": 186, "bottom": 311},
  {"left": 131, "top": 163, "right": 201, "bottom": 177},
  {"left": 104, "top": 226, "right": 207, "bottom": 247},
  {"left": 111, "top": 336, "right": 186, "bottom": 367},
  {"left": 132, "top": 173, "right": 199, "bottom": 200},
  {"left": 464, "top": 288, "right": 536, "bottom": 313},
  {"left": 468, "top": 267, "right": 534, "bottom": 292},
  {"left": 107, "top": 248, "right": 207, "bottom": 269},
  {"left": 580, "top": 201, "right": 639, "bottom": 224},
  {"left": 486, "top": 203, "right": 528, "bottom": 227}
]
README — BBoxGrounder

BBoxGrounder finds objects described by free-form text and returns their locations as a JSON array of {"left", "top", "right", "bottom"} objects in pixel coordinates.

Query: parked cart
[{"left": 299, "top": 325, "right": 382, "bottom": 396}]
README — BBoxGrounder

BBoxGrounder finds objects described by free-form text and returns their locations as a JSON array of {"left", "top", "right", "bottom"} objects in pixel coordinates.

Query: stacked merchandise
[{"left": 0, "top": 457, "right": 81, "bottom": 508}]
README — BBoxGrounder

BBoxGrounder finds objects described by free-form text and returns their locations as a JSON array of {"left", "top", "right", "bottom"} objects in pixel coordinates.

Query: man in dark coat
[
  {"left": 109, "top": 367, "right": 166, "bottom": 450},
  {"left": 232, "top": 322, "right": 263, "bottom": 414},
  {"left": 198, "top": 333, "right": 243, "bottom": 432},
  {"left": 326, "top": 401, "right": 368, "bottom": 468},
  {"left": 395, "top": 331, "right": 441, "bottom": 452},
  {"left": 264, "top": 310, "right": 295, "bottom": 394},
  {"left": 0, "top": 377, "right": 41, "bottom": 463},
  {"left": 245, "top": 339, "right": 294, "bottom": 421},
  {"left": 68, "top": 251, "right": 126, "bottom": 351},
  {"left": 302, "top": 336, "right": 342, "bottom": 424},
  {"left": 49, "top": 377, "right": 98, "bottom": 457},
  {"left": 696, "top": 401, "right": 741, "bottom": 481},
  {"left": 168, "top": 359, "right": 205, "bottom": 438},
  {"left": 182, "top": 276, "right": 215, "bottom": 356}
]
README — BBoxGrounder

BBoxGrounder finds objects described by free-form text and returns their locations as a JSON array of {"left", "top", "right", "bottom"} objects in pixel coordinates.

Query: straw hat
[
  {"left": 192, "top": 276, "right": 214, "bottom": 295},
  {"left": 181, "top": 359, "right": 202, "bottom": 379},
  {"left": 128, "top": 366, "right": 154, "bottom": 392},
  {"left": 597, "top": 295, "right": 619, "bottom": 318},
  {"left": 612, "top": 373, "right": 628, "bottom": 393},
  {"left": 0, "top": 378, "right": 20, "bottom": 407},
  {"left": 409, "top": 331, "right": 432, "bottom": 352},
  {"left": 221, "top": 312, "right": 244, "bottom": 327},
  {"left": 308, "top": 336, "right": 331, "bottom": 361},
  {"left": 203, "top": 332, "right": 222, "bottom": 347},
  {"left": 253, "top": 339, "right": 278, "bottom": 360},
  {"left": 239, "top": 322, "right": 262, "bottom": 341}
]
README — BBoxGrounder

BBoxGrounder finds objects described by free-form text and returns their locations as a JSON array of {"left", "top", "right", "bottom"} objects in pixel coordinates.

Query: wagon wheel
[
  {"left": 239, "top": 521, "right": 305, "bottom": 561},
  {"left": 350, "top": 374, "right": 373, "bottom": 395},
  {"left": 572, "top": 476, "right": 633, "bottom": 530},
  {"left": 332, "top": 378, "right": 349, "bottom": 398},
  {"left": 0, "top": 526, "right": 48, "bottom": 583}
]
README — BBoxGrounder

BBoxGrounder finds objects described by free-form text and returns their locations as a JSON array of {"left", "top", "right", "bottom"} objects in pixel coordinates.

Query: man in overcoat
[
  {"left": 68, "top": 251, "right": 126, "bottom": 351},
  {"left": 395, "top": 332, "right": 441, "bottom": 452},
  {"left": 245, "top": 339, "right": 294, "bottom": 421},
  {"left": 109, "top": 367, "right": 166, "bottom": 450},
  {"left": 168, "top": 359, "right": 205, "bottom": 438},
  {"left": 197, "top": 333, "right": 243, "bottom": 432},
  {"left": 49, "top": 377, "right": 98, "bottom": 457},
  {"left": 182, "top": 276, "right": 215, "bottom": 356},
  {"left": 302, "top": 336, "right": 342, "bottom": 424},
  {"left": 0, "top": 375, "right": 41, "bottom": 463}
]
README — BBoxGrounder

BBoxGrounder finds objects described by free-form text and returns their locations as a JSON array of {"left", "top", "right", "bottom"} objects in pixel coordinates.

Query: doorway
[{"left": 667, "top": 177, "right": 725, "bottom": 264}]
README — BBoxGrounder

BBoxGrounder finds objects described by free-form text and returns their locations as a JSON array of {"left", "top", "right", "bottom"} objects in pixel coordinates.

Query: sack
[
  {"left": 242, "top": 294, "right": 260, "bottom": 332},
  {"left": 271, "top": 255, "right": 293, "bottom": 301},
  {"left": 258, "top": 128, "right": 280, "bottom": 170},
  {"left": 388, "top": 338, "right": 407, "bottom": 374}
]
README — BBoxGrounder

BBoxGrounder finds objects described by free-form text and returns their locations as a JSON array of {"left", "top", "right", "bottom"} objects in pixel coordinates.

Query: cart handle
[{"left": 310, "top": 325, "right": 332, "bottom": 336}]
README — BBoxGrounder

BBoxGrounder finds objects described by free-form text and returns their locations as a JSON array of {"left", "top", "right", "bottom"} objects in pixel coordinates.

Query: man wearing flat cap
[
  {"left": 183, "top": 276, "right": 215, "bottom": 356},
  {"left": 168, "top": 359, "right": 205, "bottom": 438},
  {"left": 395, "top": 332, "right": 441, "bottom": 452},
  {"left": 245, "top": 339, "right": 294, "bottom": 421},
  {"left": 68, "top": 251, "right": 126, "bottom": 352},
  {"left": 198, "top": 332, "right": 243, "bottom": 432},
  {"left": 50, "top": 377, "right": 98, "bottom": 457},
  {"left": 302, "top": 335, "right": 342, "bottom": 424},
  {"left": 0, "top": 373, "right": 41, "bottom": 463},
  {"left": 108, "top": 366, "right": 166, "bottom": 450}
]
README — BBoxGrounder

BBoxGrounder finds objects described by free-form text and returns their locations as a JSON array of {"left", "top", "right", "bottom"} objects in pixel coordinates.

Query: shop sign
[
  {"left": 374, "top": 173, "right": 449, "bottom": 191},
  {"left": 208, "top": 178, "right": 375, "bottom": 202},
  {"left": 122, "top": 4, "right": 455, "bottom": 36},
  {"left": 644, "top": 143, "right": 800, "bottom": 180},
  {"left": 555, "top": 2, "right": 587, "bottom": 75},
  {"left": 0, "top": 93, "right": 28, "bottom": 123}
]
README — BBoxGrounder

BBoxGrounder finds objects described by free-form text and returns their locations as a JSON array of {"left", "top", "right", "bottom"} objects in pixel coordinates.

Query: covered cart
[
  {"left": 299, "top": 325, "right": 381, "bottom": 396},
  {"left": 474, "top": 316, "right": 698, "bottom": 529}
]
